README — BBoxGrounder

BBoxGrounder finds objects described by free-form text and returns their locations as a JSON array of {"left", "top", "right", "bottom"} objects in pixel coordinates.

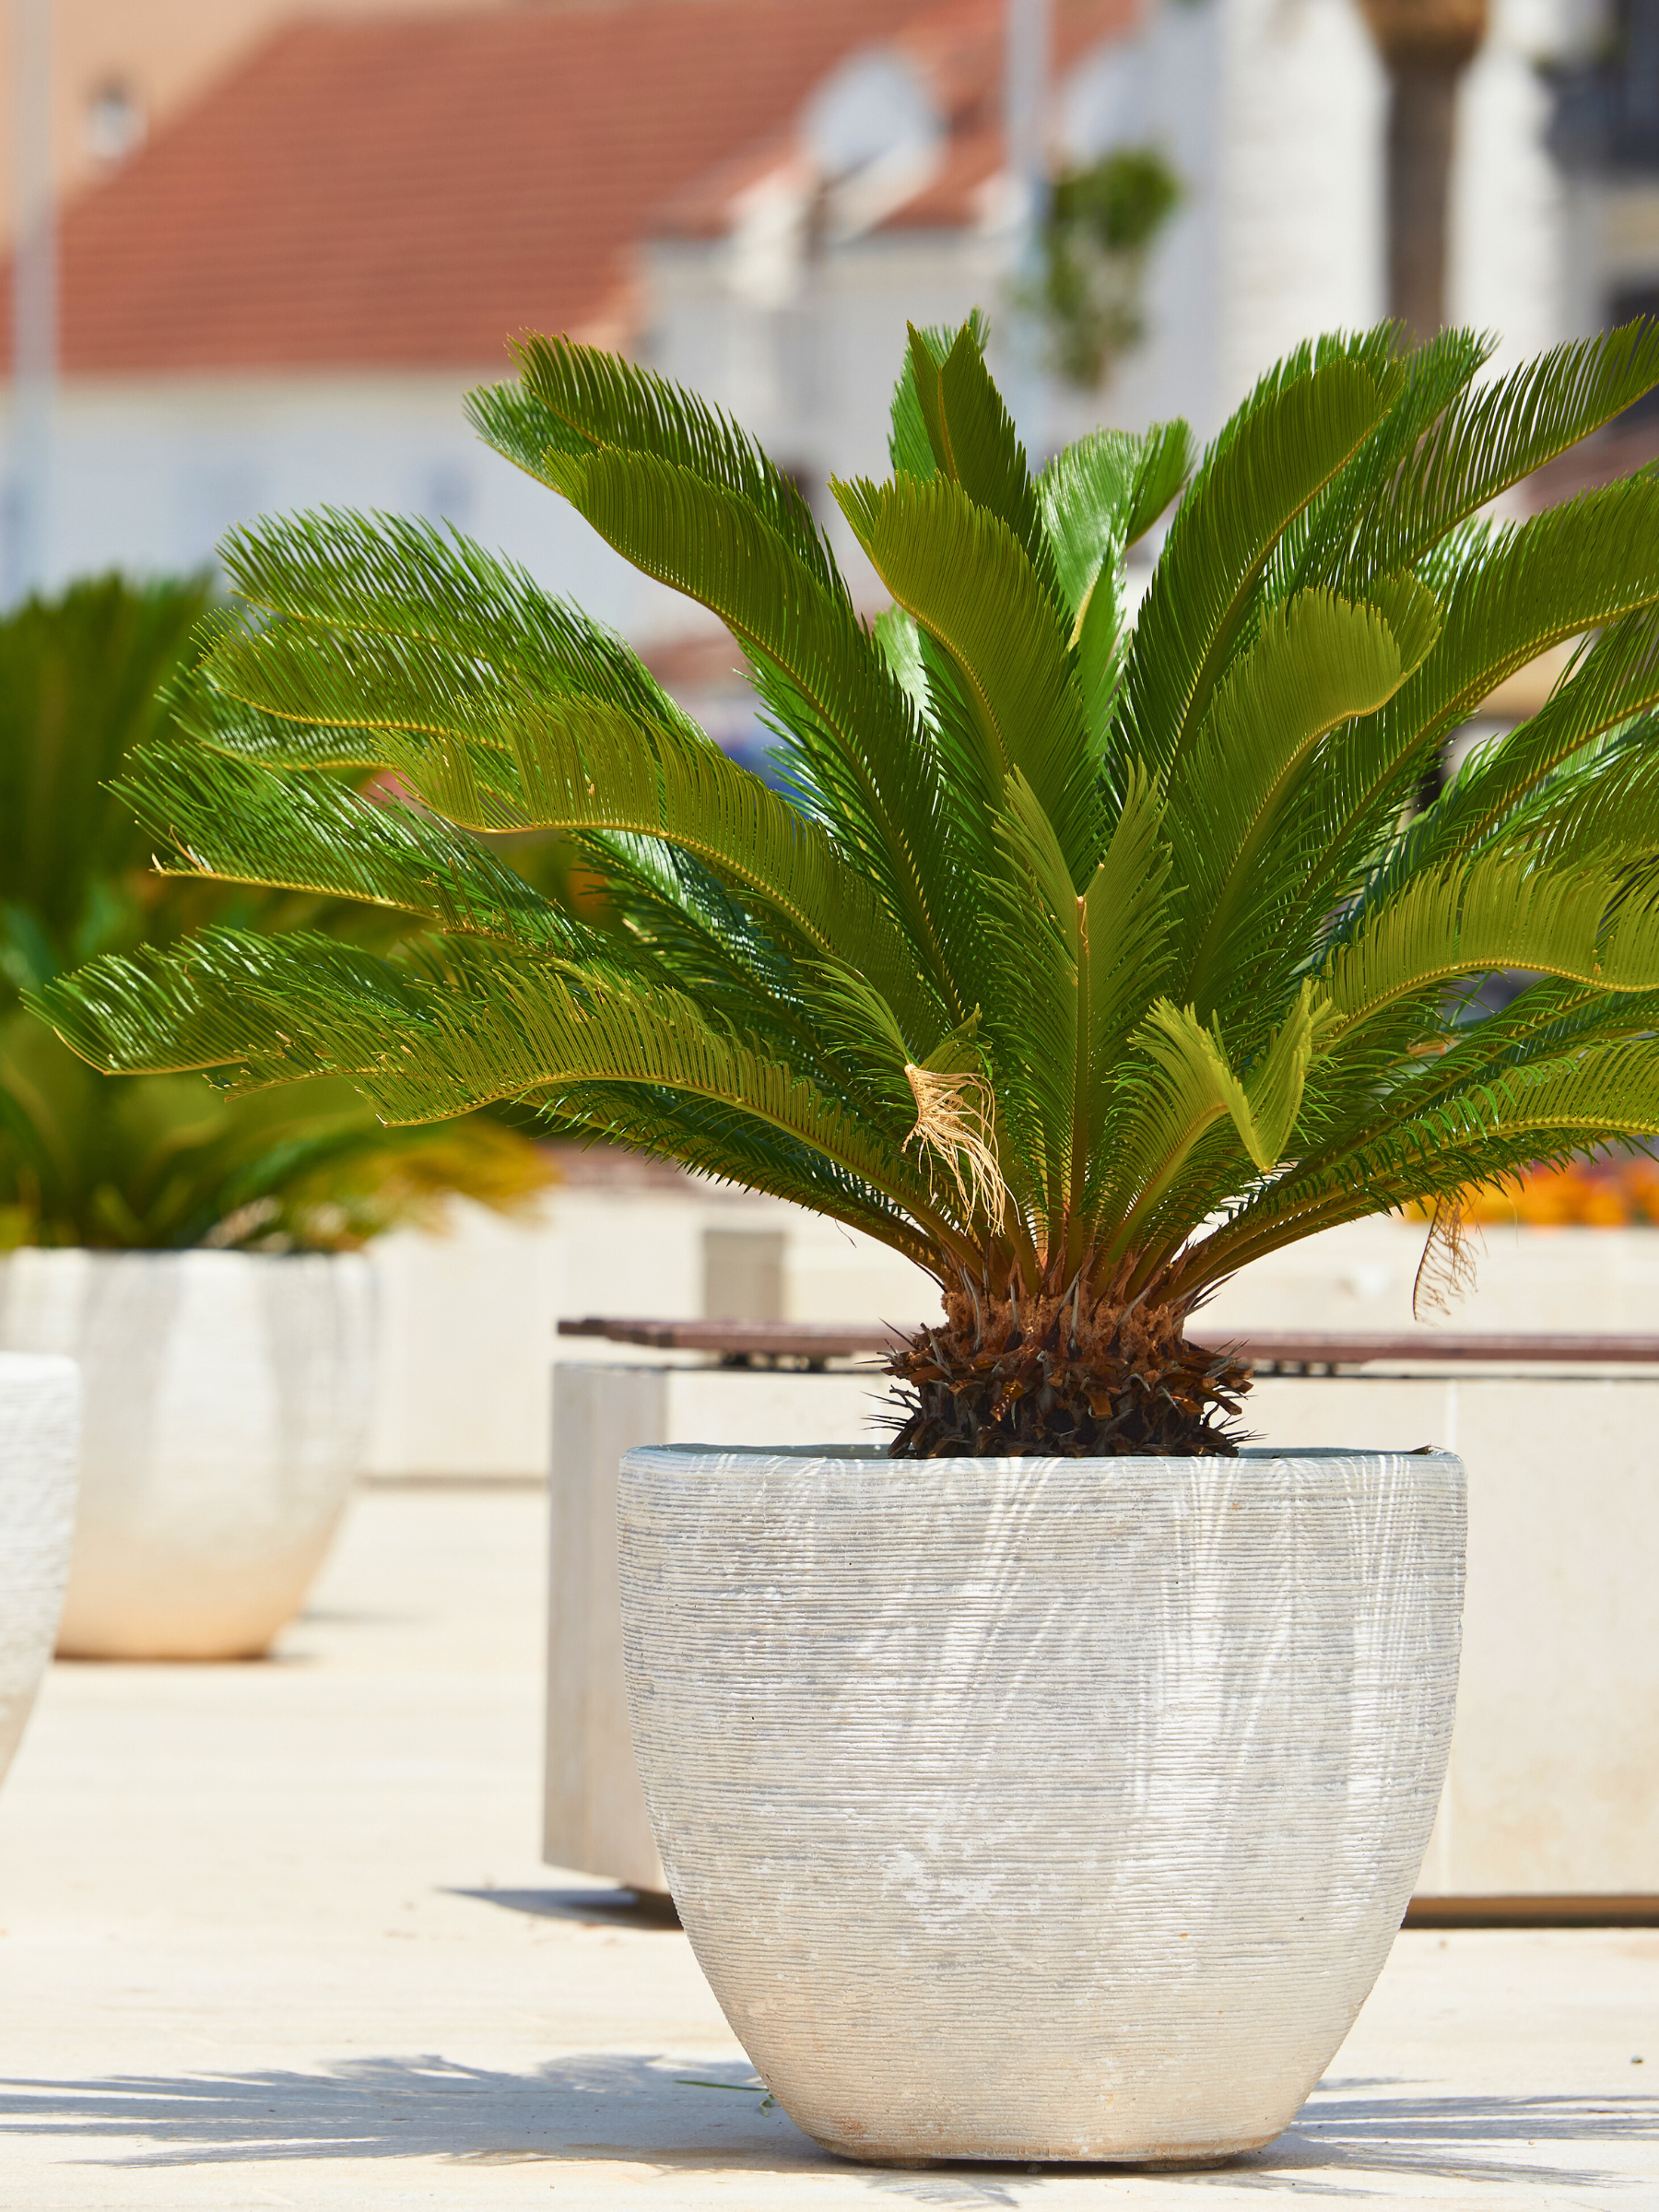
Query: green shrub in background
[
  {"left": 1040, "top": 147, "right": 1182, "bottom": 390},
  {"left": 0, "top": 573, "right": 552, "bottom": 1250}
]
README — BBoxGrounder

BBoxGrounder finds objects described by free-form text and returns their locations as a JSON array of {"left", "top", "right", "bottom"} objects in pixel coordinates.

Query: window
[{"left": 84, "top": 80, "right": 144, "bottom": 165}]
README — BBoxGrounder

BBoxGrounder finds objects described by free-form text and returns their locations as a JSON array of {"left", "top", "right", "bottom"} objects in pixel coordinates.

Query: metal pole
[
  {"left": 1005, "top": 0, "right": 1052, "bottom": 453},
  {"left": 11, "top": 0, "right": 53, "bottom": 599}
]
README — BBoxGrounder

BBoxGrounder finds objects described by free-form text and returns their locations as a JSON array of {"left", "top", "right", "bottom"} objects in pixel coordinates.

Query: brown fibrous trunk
[
  {"left": 1384, "top": 62, "right": 1460, "bottom": 345},
  {"left": 1361, "top": 0, "right": 1488, "bottom": 344},
  {"left": 887, "top": 1281, "right": 1252, "bottom": 1459}
]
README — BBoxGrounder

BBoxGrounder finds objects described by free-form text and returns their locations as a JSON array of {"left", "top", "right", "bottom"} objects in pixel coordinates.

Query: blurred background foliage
[
  {"left": 0, "top": 572, "right": 556, "bottom": 1251},
  {"left": 1039, "top": 146, "right": 1182, "bottom": 390},
  {"left": 1411, "top": 1154, "right": 1659, "bottom": 1231}
]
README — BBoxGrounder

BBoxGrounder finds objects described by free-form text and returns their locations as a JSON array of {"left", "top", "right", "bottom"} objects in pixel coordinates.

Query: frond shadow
[
  {"left": 0, "top": 2052, "right": 823, "bottom": 2174},
  {"left": 1206, "top": 2081, "right": 1659, "bottom": 2195},
  {"left": 0, "top": 2054, "right": 1651, "bottom": 2194}
]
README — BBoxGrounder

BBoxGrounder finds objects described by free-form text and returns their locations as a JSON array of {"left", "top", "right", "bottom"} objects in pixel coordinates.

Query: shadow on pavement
[
  {"left": 1220, "top": 2083, "right": 1659, "bottom": 2194},
  {"left": 0, "top": 2053, "right": 820, "bottom": 2174},
  {"left": 0, "top": 2053, "right": 1652, "bottom": 2195},
  {"left": 445, "top": 1883, "right": 682, "bottom": 1927}
]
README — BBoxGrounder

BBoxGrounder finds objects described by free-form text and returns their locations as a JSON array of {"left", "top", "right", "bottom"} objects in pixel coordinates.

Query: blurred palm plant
[
  {"left": 34, "top": 318, "right": 1659, "bottom": 1450},
  {"left": 0, "top": 573, "right": 552, "bottom": 1250}
]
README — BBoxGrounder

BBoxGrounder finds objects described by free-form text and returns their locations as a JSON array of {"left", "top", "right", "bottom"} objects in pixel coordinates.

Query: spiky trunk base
[{"left": 887, "top": 1287, "right": 1251, "bottom": 1459}]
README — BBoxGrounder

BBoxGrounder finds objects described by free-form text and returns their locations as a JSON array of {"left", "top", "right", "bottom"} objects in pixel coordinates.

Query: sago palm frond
[{"left": 37, "top": 312, "right": 1659, "bottom": 1453}]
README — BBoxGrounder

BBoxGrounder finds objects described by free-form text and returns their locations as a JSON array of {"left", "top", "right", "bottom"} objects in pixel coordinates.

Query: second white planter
[
  {"left": 621, "top": 1444, "right": 1465, "bottom": 2167},
  {"left": 0, "top": 1249, "right": 374, "bottom": 1660},
  {"left": 0, "top": 1352, "right": 81, "bottom": 1784}
]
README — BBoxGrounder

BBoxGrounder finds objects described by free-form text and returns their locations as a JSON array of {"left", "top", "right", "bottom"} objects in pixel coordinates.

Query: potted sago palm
[
  {"left": 36, "top": 314, "right": 1659, "bottom": 2161},
  {"left": 0, "top": 574, "right": 553, "bottom": 1661}
]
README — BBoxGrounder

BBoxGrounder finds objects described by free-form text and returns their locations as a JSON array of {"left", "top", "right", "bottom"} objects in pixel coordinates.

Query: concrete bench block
[
  {"left": 547, "top": 1361, "right": 1659, "bottom": 1902},
  {"left": 545, "top": 1362, "right": 884, "bottom": 1889},
  {"left": 1249, "top": 1372, "right": 1659, "bottom": 1899}
]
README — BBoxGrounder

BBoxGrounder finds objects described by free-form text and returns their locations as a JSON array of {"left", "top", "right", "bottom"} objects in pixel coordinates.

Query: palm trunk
[
  {"left": 887, "top": 1282, "right": 1252, "bottom": 1457},
  {"left": 1385, "top": 62, "right": 1461, "bottom": 343},
  {"left": 1362, "top": 0, "right": 1489, "bottom": 342}
]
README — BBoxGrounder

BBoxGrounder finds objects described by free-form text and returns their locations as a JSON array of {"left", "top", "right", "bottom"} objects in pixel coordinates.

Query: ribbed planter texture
[
  {"left": 0, "top": 1251, "right": 373, "bottom": 1660},
  {"left": 0, "top": 1353, "right": 81, "bottom": 1785},
  {"left": 620, "top": 1445, "right": 1465, "bottom": 2167}
]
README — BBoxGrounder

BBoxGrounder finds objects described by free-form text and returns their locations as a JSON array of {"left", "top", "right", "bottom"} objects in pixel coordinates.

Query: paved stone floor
[{"left": 0, "top": 1485, "right": 1653, "bottom": 2209}]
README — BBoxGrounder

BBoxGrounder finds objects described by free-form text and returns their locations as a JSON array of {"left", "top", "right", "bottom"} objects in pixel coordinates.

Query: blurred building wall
[
  {"left": 1218, "top": 0, "right": 1385, "bottom": 411},
  {"left": 1, "top": 0, "right": 1594, "bottom": 620},
  {"left": 34, "top": 369, "right": 679, "bottom": 637},
  {"left": 1545, "top": 0, "right": 1659, "bottom": 368},
  {"left": 1453, "top": 0, "right": 1576, "bottom": 362}
]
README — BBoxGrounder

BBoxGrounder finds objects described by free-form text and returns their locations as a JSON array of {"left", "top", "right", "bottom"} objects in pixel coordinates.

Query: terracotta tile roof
[
  {"left": 655, "top": 0, "right": 1135, "bottom": 241},
  {"left": 8, "top": 0, "right": 971, "bottom": 375}
]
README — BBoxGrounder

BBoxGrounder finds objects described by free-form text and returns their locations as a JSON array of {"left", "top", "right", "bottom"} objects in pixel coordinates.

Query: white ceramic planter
[
  {"left": 0, "top": 1353, "right": 81, "bottom": 1783},
  {"left": 620, "top": 1444, "right": 1465, "bottom": 2167},
  {"left": 0, "top": 1251, "right": 373, "bottom": 1660}
]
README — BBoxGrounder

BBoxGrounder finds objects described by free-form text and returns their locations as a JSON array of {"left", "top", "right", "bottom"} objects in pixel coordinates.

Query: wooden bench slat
[{"left": 557, "top": 1318, "right": 1659, "bottom": 1367}]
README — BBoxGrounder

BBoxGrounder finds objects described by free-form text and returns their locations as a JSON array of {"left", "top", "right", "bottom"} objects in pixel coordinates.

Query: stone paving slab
[{"left": 0, "top": 1486, "right": 1653, "bottom": 2208}]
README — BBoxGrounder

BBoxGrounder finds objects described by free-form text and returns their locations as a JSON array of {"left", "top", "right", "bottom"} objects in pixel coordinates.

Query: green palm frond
[
  {"left": 179, "top": 513, "right": 700, "bottom": 777},
  {"left": 530, "top": 438, "right": 971, "bottom": 1018},
  {"left": 887, "top": 310, "right": 986, "bottom": 477},
  {"left": 39, "top": 928, "right": 430, "bottom": 1086},
  {"left": 975, "top": 765, "right": 1178, "bottom": 1256},
  {"left": 1182, "top": 1040, "right": 1659, "bottom": 1295},
  {"left": 1274, "top": 325, "right": 1493, "bottom": 600},
  {"left": 1349, "top": 320, "right": 1659, "bottom": 579},
  {"left": 1087, "top": 984, "right": 1330, "bottom": 1275},
  {"left": 469, "top": 335, "right": 838, "bottom": 592},
  {"left": 1500, "top": 721, "right": 1659, "bottom": 873},
  {"left": 1037, "top": 421, "right": 1190, "bottom": 629},
  {"left": 114, "top": 739, "right": 600, "bottom": 958},
  {"left": 532, "top": 1077, "right": 932, "bottom": 1261},
  {"left": 1405, "top": 604, "right": 1659, "bottom": 872},
  {"left": 1321, "top": 854, "right": 1659, "bottom": 1045},
  {"left": 1168, "top": 582, "right": 1437, "bottom": 1018},
  {"left": 1380, "top": 477, "right": 1659, "bottom": 748},
  {"left": 979, "top": 774, "right": 1087, "bottom": 1239},
  {"left": 1121, "top": 343, "right": 1398, "bottom": 782},
  {"left": 221, "top": 510, "right": 682, "bottom": 719},
  {"left": 36, "top": 929, "right": 960, "bottom": 1266},
  {"left": 182, "top": 569, "right": 943, "bottom": 1046},
  {"left": 900, "top": 320, "right": 1062, "bottom": 608},
  {"left": 0, "top": 573, "right": 213, "bottom": 952},
  {"left": 1077, "top": 767, "right": 1177, "bottom": 1080},
  {"left": 833, "top": 471, "right": 1096, "bottom": 876},
  {"left": 41, "top": 312, "right": 1659, "bottom": 1452},
  {"left": 1277, "top": 478, "right": 1659, "bottom": 950}
]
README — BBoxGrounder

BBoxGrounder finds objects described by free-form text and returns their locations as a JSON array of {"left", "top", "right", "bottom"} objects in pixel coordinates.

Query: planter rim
[{"left": 627, "top": 1441, "right": 1461, "bottom": 1472}]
